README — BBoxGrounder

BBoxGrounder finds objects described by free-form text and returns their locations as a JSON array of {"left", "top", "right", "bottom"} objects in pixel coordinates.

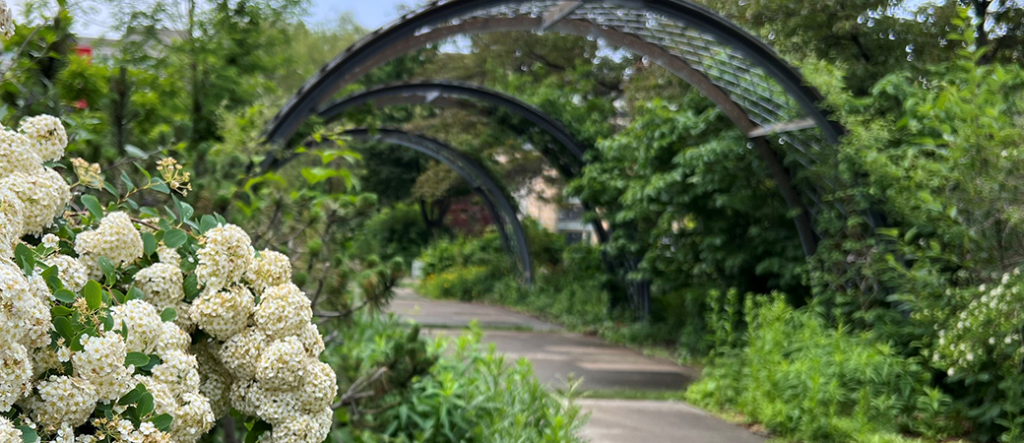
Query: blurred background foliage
[{"left": 6, "top": 0, "right": 1024, "bottom": 441}]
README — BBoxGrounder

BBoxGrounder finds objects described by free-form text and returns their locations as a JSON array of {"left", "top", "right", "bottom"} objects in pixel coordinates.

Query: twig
[
  {"left": 252, "top": 200, "right": 283, "bottom": 246},
  {"left": 309, "top": 264, "right": 329, "bottom": 308},
  {"left": 331, "top": 366, "right": 390, "bottom": 410},
  {"left": 103, "top": 147, "right": 164, "bottom": 172},
  {"left": 313, "top": 301, "right": 367, "bottom": 319}
]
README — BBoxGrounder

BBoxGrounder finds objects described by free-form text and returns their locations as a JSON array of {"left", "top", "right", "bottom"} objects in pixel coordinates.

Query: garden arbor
[
  {"left": 262, "top": 128, "right": 534, "bottom": 283},
  {"left": 262, "top": 0, "right": 845, "bottom": 311}
]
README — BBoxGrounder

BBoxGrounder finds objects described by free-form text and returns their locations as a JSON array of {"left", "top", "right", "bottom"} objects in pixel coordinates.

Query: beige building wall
[
  {"left": 514, "top": 169, "right": 597, "bottom": 245},
  {"left": 517, "top": 175, "right": 561, "bottom": 232}
]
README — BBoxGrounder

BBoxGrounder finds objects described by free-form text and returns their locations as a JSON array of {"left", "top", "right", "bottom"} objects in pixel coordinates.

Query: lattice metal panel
[{"left": 451, "top": 1, "right": 828, "bottom": 158}]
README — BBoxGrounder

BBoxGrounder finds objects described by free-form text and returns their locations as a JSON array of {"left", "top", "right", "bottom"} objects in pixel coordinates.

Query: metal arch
[
  {"left": 263, "top": 0, "right": 841, "bottom": 146},
  {"left": 341, "top": 128, "right": 534, "bottom": 284},
  {"left": 317, "top": 80, "right": 587, "bottom": 176},
  {"left": 300, "top": 80, "right": 611, "bottom": 242},
  {"left": 310, "top": 80, "right": 814, "bottom": 254},
  {"left": 261, "top": 3, "right": 830, "bottom": 255}
]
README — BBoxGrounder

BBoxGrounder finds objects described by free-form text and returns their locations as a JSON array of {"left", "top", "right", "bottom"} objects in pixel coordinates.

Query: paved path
[{"left": 388, "top": 287, "right": 764, "bottom": 443}]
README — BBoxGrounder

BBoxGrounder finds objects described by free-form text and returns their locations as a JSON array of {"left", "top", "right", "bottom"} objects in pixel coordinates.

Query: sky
[
  {"left": 12, "top": 0, "right": 414, "bottom": 37},
  {"left": 306, "top": 0, "right": 411, "bottom": 31}
]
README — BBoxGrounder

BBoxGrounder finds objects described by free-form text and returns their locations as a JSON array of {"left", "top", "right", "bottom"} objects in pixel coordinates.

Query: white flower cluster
[
  {"left": 0, "top": 0, "right": 13, "bottom": 40},
  {"left": 0, "top": 416, "right": 21, "bottom": 442},
  {"left": 12, "top": 215, "right": 210, "bottom": 443},
  {"left": 75, "top": 211, "right": 145, "bottom": 276},
  {"left": 0, "top": 127, "right": 71, "bottom": 244},
  {"left": 195, "top": 224, "right": 251, "bottom": 291},
  {"left": 248, "top": 249, "right": 292, "bottom": 293},
  {"left": 188, "top": 226, "right": 335, "bottom": 443},
  {"left": 1, "top": 261, "right": 49, "bottom": 416},
  {"left": 926, "top": 269, "right": 1024, "bottom": 377},
  {"left": 42, "top": 255, "right": 88, "bottom": 292},
  {"left": 19, "top": 115, "right": 68, "bottom": 162},
  {"left": 0, "top": 114, "right": 336, "bottom": 443}
]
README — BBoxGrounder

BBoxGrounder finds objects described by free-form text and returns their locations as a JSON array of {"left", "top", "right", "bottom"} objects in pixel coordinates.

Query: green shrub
[
  {"left": 910, "top": 269, "right": 1024, "bottom": 441},
  {"left": 686, "top": 292, "right": 958, "bottom": 442},
  {"left": 418, "top": 265, "right": 500, "bottom": 301},
  {"left": 352, "top": 203, "right": 433, "bottom": 264},
  {"left": 419, "top": 233, "right": 509, "bottom": 276},
  {"left": 332, "top": 321, "right": 586, "bottom": 443},
  {"left": 383, "top": 326, "right": 586, "bottom": 443}
]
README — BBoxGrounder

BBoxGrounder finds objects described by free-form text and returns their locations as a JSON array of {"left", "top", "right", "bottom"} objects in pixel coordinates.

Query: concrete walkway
[{"left": 387, "top": 287, "right": 764, "bottom": 443}]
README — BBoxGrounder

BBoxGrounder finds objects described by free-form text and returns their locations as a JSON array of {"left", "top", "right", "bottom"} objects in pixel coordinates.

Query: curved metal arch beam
[
  {"left": 263, "top": 0, "right": 841, "bottom": 145},
  {"left": 341, "top": 128, "right": 534, "bottom": 284},
  {"left": 310, "top": 80, "right": 613, "bottom": 243},
  {"left": 262, "top": 9, "right": 822, "bottom": 254},
  {"left": 318, "top": 80, "right": 587, "bottom": 175}
]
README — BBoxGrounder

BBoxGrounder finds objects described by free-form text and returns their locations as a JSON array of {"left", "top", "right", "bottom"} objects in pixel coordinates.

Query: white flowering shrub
[
  {"left": 908, "top": 269, "right": 1024, "bottom": 440},
  {"left": 922, "top": 270, "right": 1024, "bottom": 377},
  {"left": 0, "top": 115, "right": 337, "bottom": 443}
]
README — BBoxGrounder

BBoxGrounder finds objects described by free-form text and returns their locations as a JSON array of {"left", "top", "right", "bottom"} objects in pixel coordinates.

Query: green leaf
[
  {"left": 83, "top": 280, "right": 103, "bottom": 310},
  {"left": 41, "top": 265, "right": 62, "bottom": 290},
  {"left": 103, "top": 311, "right": 115, "bottom": 331},
  {"left": 179, "top": 202, "right": 194, "bottom": 222},
  {"left": 151, "top": 413, "right": 173, "bottom": 431},
  {"left": 183, "top": 274, "right": 199, "bottom": 301},
  {"left": 98, "top": 257, "right": 116, "bottom": 284},
  {"left": 125, "top": 352, "right": 150, "bottom": 367},
  {"left": 160, "top": 307, "right": 177, "bottom": 322},
  {"left": 18, "top": 426, "right": 38, "bottom": 443},
  {"left": 103, "top": 182, "right": 119, "bottom": 197},
  {"left": 150, "top": 178, "right": 170, "bottom": 194},
  {"left": 300, "top": 167, "right": 349, "bottom": 186},
  {"left": 71, "top": 327, "right": 97, "bottom": 352},
  {"left": 137, "top": 392, "right": 155, "bottom": 417},
  {"left": 127, "top": 286, "right": 145, "bottom": 301},
  {"left": 163, "top": 229, "right": 187, "bottom": 249},
  {"left": 110, "top": 287, "right": 126, "bottom": 304},
  {"left": 139, "top": 354, "right": 162, "bottom": 372},
  {"left": 125, "top": 144, "right": 149, "bottom": 159},
  {"left": 14, "top": 243, "right": 35, "bottom": 276},
  {"left": 81, "top": 194, "right": 104, "bottom": 219},
  {"left": 134, "top": 163, "right": 152, "bottom": 180},
  {"left": 142, "top": 232, "right": 157, "bottom": 257},
  {"left": 40, "top": 264, "right": 57, "bottom": 281},
  {"left": 52, "top": 316, "right": 74, "bottom": 340},
  {"left": 120, "top": 171, "right": 136, "bottom": 191},
  {"left": 199, "top": 214, "right": 218, "bottom": 233},
  {"left": 118, "top": 383, "right": 147, "bottom": 406},
  {"left": 51, "top": 305, "right": 74, "bottom": 316},
  {"left": 244, "top": 420, "right": 272, "bottom": 443},
  {"left": 876, "top": 227, "right": 899, "bottom": 238},
  {"left": 140, "top": 206, "right": 160, "bottom": 218},
  {"left": 53, "top": 289, "right": 76, "bottom": 304}
]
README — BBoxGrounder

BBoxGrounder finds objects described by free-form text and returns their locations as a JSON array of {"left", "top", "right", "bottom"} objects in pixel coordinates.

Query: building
[{"left": 515, "top": 171, "right": 598, "bottom": 245}]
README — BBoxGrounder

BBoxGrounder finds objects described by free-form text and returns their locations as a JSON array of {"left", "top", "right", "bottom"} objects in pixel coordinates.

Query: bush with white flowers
[
  {"left": 918, "top": 269, "right": 1024, "bottom": 379},
  {"left": 0, "top": 115, "right": 337, "bottom": 443}
]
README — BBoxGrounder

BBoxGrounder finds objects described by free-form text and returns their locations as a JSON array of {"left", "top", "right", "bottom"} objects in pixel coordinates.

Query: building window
[
  {"left": 563, "top": 231, "right": 584, "bottom": 245},
  {"left": 558, "top": 204, "right": 585, "bottom": 222}
]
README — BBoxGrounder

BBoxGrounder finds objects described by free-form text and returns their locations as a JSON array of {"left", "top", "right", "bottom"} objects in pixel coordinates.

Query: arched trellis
[
  {"left": 310, "top": 83, "right": 657, "bottom": 309},
  {"left": 338, "top": 128, "right": 534, "bottom": 284},
  {"left": 261, "top": 128, "right": 533, "bottom": 283},
  {"left": 262, "top": 0, "right": 844, "bottom": 257},
  {"left": 305, "top": 80, "right": 611, "bottom": 242},
  {"left": 316, "top": 80, "right": 586, "bottom": 177}
]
